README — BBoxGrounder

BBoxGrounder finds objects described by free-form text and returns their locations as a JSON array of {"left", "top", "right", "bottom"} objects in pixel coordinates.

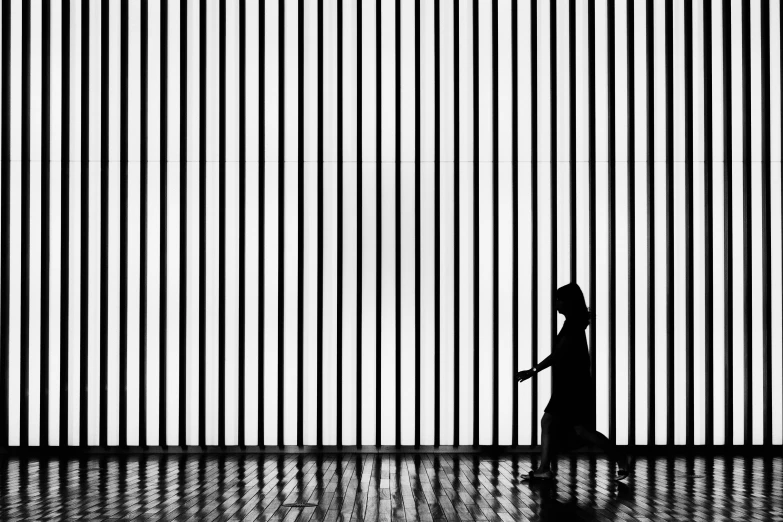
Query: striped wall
[{"left": 1, "top": 0, "right": 782, "bottom": 449}]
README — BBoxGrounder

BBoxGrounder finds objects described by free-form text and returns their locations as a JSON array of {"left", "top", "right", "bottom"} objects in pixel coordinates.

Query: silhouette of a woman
[{"left": 517, "top": 282, "right": 630, "bottom": 481}]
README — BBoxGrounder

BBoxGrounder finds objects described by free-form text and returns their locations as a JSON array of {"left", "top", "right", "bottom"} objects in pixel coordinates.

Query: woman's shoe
[
  {"left": 524, "top": 469, "right": 555, "bottom": 481},
  {"left": 614, "top": 455, "right": 631, "bottom": 481}
]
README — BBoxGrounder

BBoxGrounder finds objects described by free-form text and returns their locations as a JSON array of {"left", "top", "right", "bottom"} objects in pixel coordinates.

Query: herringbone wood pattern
[{"left": 0, "top": 454, "right": 781, "bottom": 521}]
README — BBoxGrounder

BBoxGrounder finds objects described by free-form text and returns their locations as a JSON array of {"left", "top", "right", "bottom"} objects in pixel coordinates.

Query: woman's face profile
[{"left": 554, "top": 298, "right": 564, "bottom": 315}]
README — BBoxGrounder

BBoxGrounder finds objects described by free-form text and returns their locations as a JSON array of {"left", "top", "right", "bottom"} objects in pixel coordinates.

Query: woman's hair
[{"left": 555, "top": 282, "right": 591, "bottom": 329}]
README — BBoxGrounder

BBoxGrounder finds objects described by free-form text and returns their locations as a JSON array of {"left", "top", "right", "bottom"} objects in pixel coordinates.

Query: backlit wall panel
[{"left": 0, "top": 0, "right": 782, "bottom": 449}]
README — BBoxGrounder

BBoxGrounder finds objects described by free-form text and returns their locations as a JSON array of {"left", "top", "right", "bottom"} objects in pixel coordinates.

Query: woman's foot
[
  {"left": 614, "top": 455, "right": 630, "bottom": 481},
  {"left": 526, "top": 468, "right": 555, "bottom": 480}
]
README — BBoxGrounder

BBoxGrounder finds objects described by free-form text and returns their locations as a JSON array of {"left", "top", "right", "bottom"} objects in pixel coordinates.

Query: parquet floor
[{"left": 0, "top": 453, "right": 781, "bottom": 521}]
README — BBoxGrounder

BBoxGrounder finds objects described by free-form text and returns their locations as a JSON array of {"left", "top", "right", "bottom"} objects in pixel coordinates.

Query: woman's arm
[{"left": 530, "top": 324, "right": 572, "bottom": 373}]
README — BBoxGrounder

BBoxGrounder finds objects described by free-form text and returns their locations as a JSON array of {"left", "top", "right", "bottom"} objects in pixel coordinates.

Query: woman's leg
[
  {"left": 574, "top": 424, "right": 628, "bottom": 470},
  {"left": 534, "top": 413, "right": 556, "bottom": 474}
]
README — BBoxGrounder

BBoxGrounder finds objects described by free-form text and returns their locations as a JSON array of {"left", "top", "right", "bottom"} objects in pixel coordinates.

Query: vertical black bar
[
  {"left": 608, "top": 0, "right": 617, "bottom": 445},
  {"left": 278, "top": 0, "right": 286, "bottom": 449},
  {"left": 414, "top": 0, "right": 421, "bottom": 448},
  {"left": 453, "top": 0, "right": 460, "bottom": 448},
  {"left": 140, "top": 0, "right": 149, "bottom": 449},
  {"left": 433, "top": 0, "right": 441, "bottom": 449},
  {"left": 530, "top": 0, "right": 538, "bottom": 446},
  {"left": 159, "top": 0, "right": 168, "bottom": 449},
  {"left": 395, "top": 0, "right": 402, "bottom": 448},
  {"left": 336, "top": 0, "right": 343, "bottom": 449},
  {"left": 742, "top": 0, "right": 753, "bottom": 444},
  {"left": 59, "top": 0, "right": 71, "bottom": 448},
  {"left": 645, "top": 0, "right": 656, "bottom": 445},
  {"left": 510, "top": 0, "right": 519, "bottom": 449},
  {"left": 375, "top": 0, "right": 381, "bottom": 449},
  {"left": 79, "top": 0, "right": 90, "bottom": 450},
  {"left": 238, "top": 0, "right": 246, "bottom": 449},
  {"left": 703, "top": 0, "right": 714, "bottom": 448},
  {"left": 684, "top": 0, "right": 694, "bottom": 447},
  {"left": 0, "top": 0, "right": 9, "bottom": 452},
  {"left": 626, "top": 0, "right": 636, "bottom": 448},
  {"left": 21, "top": 0, "right": 31, "bottom": 449},
  {"left": 198, "top": 0, "right": 206, "bottom": 449},
  {"left": 491, "top": 0, "right": 499, "bottom": 448},
  {"left": 178, "top": 0, "right": 187, "bottom": 450},
  {"left": 740, "top": 0, "right": 752, "bottom": 446},
  {"left": 296, "top": 0, "right": 304, "bottom": 449},
  {"left": 721, "top": 0, "right": 733, "bottom": 446},
  {"left": 760, "top": 0, "right": 771, "bottom": 447},
  {"left": 664, "top": 0, "right": 674, "bottom": 447},
  {"left": 120, "top": 0, "right": 128, "bottom": 449},
  {"left": 258, "top": 0, "right": 265, "bottom": 449},
  {"left": 550, "top": 0, "right": 557, "bottom": 408},
  {"left": 217, "top": 0, "right": 226, "bottom": 449},
  {"left": 41, "top": 0, "right": 52, "bottom": 448},
  {"left": 355, "top": 0, "right": 362, "bottom": 448},
  {"left": 569, "top": 0, "right": 576, "bottom": 283},
  {"left": 471, "top": 0, "right": 478, "bottom": 449},
  {"left": 316, "top": 0, "right": 324, "bottom": 449},
  {"left": 588, "top": 0, "right": 597, "bottom": 432},
  {"left": 99, "top": 0, "right": 109, "bottom": 449}
]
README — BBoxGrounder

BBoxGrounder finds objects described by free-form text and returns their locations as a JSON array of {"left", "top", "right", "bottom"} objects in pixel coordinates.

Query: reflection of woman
[{"left": 517, "top": 282, "right": 630, "bottom": 481}]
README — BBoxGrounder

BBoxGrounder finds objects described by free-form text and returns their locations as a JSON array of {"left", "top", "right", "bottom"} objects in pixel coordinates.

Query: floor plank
[{"left": 0, "top": 454, "right": 780, "bottom": 521}]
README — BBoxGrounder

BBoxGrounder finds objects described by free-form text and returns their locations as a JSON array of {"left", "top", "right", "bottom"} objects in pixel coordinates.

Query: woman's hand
[{"left": 516, "top": 369, "right": 535, "bottom": 383}]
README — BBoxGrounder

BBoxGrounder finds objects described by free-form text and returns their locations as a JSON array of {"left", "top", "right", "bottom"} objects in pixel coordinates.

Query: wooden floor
[{"left": 0, "top": 453, "right": 781, "bottom": 521}]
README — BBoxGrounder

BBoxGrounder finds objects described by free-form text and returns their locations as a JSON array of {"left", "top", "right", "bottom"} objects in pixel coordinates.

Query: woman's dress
[{"left": 544, "top": 320, "right": 595, "bottom": 446}]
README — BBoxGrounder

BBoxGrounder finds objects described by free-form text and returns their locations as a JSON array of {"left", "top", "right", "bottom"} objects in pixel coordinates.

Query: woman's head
[{"left": 554, "top": 282, "right": 590, "bottom": 328}]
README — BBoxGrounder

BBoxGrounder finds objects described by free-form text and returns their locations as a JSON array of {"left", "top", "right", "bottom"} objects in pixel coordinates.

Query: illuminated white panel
[
  {"left": 204, "top": 0, "right": 218, "bottom": 163},
  {"left": 750, "top": 164, "right": 763, "bottom": 445},
  {"left": 8, "top": 165, "right": 21, "bottom": 445},
  {"left": 380, "top": 0, "right": 395, "bottom": 164},
  {"left": 400, "top": 161, "right": 416, "bottom": 447},
  {"left": 420, "top": 163, "right": 436, "bottom": 446},
  {"left": 380, "top": 162, "right": 396, "bottom": 445},
  {"left": 731, "top": 166, "right": 743, "bottom": 445},
  {"left": 595, "top": 163, "right": 609, "bottom": 436},
  {"left": 263, "top": 163, "right": 280, "bottom": 447},
  {"left": 421, "top": 0, "right": 435, "bottom": 165},
  {"left": 360, "top": 160, "right": 377, "bottom": 446},
  {"left": 693, "top": 164, "right": 707, "bottom": 446},
  {"left": 575, "top": 0, "right": 589, "bottom": 163},
  {"left": 517, "top": 0, "right": 532, "bottom": 164},
  {"left": 245, "top": 0, "right": 259, "bottom": 164},
  {"left": 341, "top": 162, "right": 358, "bottom": 446},
  {"left": 126, "top": 162, "right": 141, "bottom": 446},
  {"left": 477, "top": 0, "right": 491, "bottom": 164},
  {"left": 478, "top": 163, "right": 492, "bottom": 446},
  {"left": 28, "top": 0, "right": 43, "bottom": 446},
  {"left": 68, "top": 163, "right": 81, "bottom": 445},
  {"left": 146, "top": 162, "right": 161, "bottom": 446},
  {"left": 673, "top": 164, "right": 686, "bottom": 445},
  {"left": 87, "top": 163, "right": 100, "bottom": 446},
  {"left": 458, "top": 0, "right": 473, "bottom": 164},
  {"left": 302, "top": 168, "right": 317, "bottom": 446},
  {"left": 711, "top": 159, "right": 725, "bottom": 445},
  {"left": 186, "top": 0, "right": 200, "bottom": 163},
  {"left": 497, "top": 162, "right": 513, "bottom": 445},
  {"left": 615, "top": 0, "right": 629, "bottom": 164},
  {"left": 282, "top": 163, "right": 299, "bottom": 445},
  {"left": 244, "top": 162, "right": 260, "bottom": 446},
  {"left": 458, "top": 156, "right": 474, "bottom": 445},
  {"left": 633, "top": 159, "right": 648, "bottom": 445},
  {"left": 48, "top": 161, "right": 62, "bottom": 446},
  {"left": 438, "top": 162, "right": 456, "bottom": 446},
  {"left": 223, "top": 160, "right": 240, "bottom": 446},
  {"left": 88, "top": 0, "right": 101, "bottom": 163},
  {"left": 303, "top": 0, "right": 317, "bottom": 164},
  {"left": 342, "top": 0, "right": 359, "bottom": 164},
  {"left": 536, "top": 0, "right": 550, "bottom": 163},
  {"left": 68, "top": 0, "right": 80, "bottom": 162},
  {"left": 360, "top": 0, "right": 377, "bottom": 163},
  {"left": 633, "top": 0, "right": 648, "bottom": 163},
  {"left": 517, "top": 163, "right": 534, "bottom": 446},
  {"left": 203, "top": 162, "right": 219, "bottom": 446},
  {"left": 615, "top": 163, "right": 630, "bottom": 445},
  {"left": 185, "top": 145, "right": 199, "bottom": 446},
  {"left": 107, "top": 162, "right": 120, "bottom": 446}
]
